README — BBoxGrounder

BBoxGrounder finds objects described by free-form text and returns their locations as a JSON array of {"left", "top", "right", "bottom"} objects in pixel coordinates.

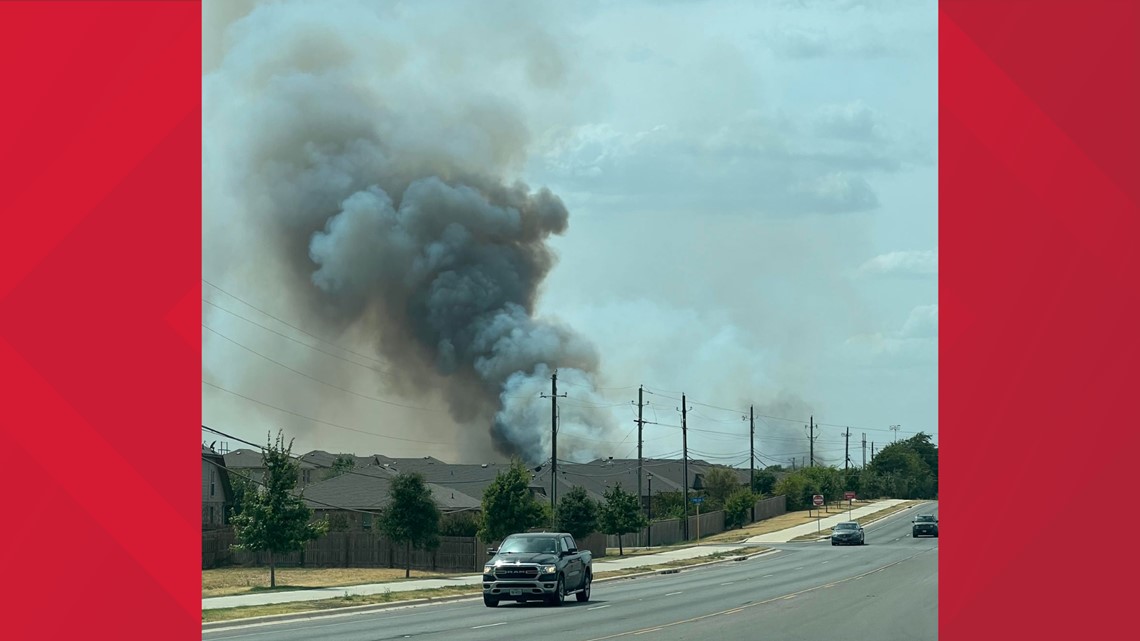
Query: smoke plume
[{"left": 203, "top": 0, "right": 616, "bottom": 463}]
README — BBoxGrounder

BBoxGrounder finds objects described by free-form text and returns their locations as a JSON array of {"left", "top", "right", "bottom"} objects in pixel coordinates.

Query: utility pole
[
  {"left": 541, "top": 370, "right": 566, "bottom": 520},
  {"left": 844, "top": 427, "right": 850, "bottom": 473},
  {"left": 635, "top": 385, "right": 648, "bottom": 538},
  {"left": 872, "top": 442, "right": 876, "bottom": 461},
  {"left": 890, "top": 424, "right": 901, "bottom": 443},
  {"left": 682, "top": 393, "right": 690, "bottom": 540},
  {"left": 749, "top": 405, "right": 756, "bottom": 522},
  {"left": 808, "top": 415, "right": 815, "bottom": 467}
]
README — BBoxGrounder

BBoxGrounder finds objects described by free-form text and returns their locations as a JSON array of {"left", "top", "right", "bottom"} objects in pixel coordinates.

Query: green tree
[
  {"left": 440, "top": 511, "right": 481, "bottom": 537},
  {"left": 379, "top": 473, "right": 442, "bottom": 578},
  {"left": 751, "top": 470, "right": 777, "bottom": 496},
  {"left": 478, "top": 460, "right": 547, "bottom": 543},
  {"left": 230, "top": 431, "right": 329, "bottom": 587},
  {"left": 774, "top": 473, "right": 808, "bottom": 511},
  {"left": 724, "top": 489, "right": 757, "bottom": 529},
  {"left": 702, "top": 467, "right": 743, "bottom": 511},
  {"left": 650, "top": 490, "right": 686, "bottom": 521},
  {"left": 598, "top": 484, "right": 647, "bottom": 556},
  {"left": 228, "top": 472, "right": 256, "bottom": 520},
  {"left": 323, "top": 454, "right": 356, "bottom": 480},
  {"left": 555, "top": 486, "right": 599, "bottom": 540}
]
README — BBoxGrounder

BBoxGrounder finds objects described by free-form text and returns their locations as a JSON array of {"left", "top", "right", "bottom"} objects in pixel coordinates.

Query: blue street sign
[{"left": 691, "top": 496, "right": 704, "bottom": 503}]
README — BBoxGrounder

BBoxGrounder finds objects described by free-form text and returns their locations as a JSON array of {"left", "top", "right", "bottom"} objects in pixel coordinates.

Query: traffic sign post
[
  {"left": 813, "top": 495, "right": 824, "bottom": 533},
  {"left": 844, "top": 491, "right": 856, "bottom": 519}
]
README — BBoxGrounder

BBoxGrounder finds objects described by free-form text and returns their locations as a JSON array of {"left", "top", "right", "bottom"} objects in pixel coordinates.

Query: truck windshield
[{"left": 498, "top": 537, "right": 558, "bottom": 554}]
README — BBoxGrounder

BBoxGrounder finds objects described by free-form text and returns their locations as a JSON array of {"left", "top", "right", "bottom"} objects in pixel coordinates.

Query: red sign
[
  {"left": 845, "top": 491, "right": 856, "bottom": 500},
  {"left": 812, "top": 494, "right": 824, "bottom": 506}
]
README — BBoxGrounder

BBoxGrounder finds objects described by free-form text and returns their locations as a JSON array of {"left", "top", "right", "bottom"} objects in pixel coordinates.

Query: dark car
[
  {"left": 830, "top": 521, "right": 865, "bottom": 546},
  {"left": 912, "top": 514, "right": 939, "bottom": 538},
  {"left": 482, "top": 532, "right": 592, "bottom": 607}
]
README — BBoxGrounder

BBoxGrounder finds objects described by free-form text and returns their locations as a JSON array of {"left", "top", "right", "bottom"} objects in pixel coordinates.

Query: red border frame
[
  {"left": 0, "top": 1, "right": 200, "bottom": 637},
  {"left": 941, "top": 1, "right": 1137, "bottom": 639},
  {"left": 0, "top": 1, "right": 1136, "bottom": 638}
]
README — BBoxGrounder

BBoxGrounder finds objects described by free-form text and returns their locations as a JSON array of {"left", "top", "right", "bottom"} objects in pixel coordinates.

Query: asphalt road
[{"left": 204, "top": 501, "right": 938, "bottom": 641}]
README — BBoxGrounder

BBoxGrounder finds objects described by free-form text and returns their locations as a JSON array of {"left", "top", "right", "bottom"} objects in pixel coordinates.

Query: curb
[
  {"left": 202, "top": 592, "right": 484, "bottom": 630},
  {"left": 202, "top": 548, "right": 780, "bottom": 630},
  {"left": 799, "top": 500, "right": 930, "bottom": 543}
]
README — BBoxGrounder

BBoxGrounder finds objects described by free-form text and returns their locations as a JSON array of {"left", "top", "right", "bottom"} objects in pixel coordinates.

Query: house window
[
  {"left": 210, "top": 471, "right": 216, "bottom": 497},
  {"left": 209, "top": 506, "right": 215, "bottom": 525},
  {"left": 302, "top": 469, "right": 312, "bottom": 484},
  {"left": 362, "top": 513, "right": 373, "bottom": 530}
]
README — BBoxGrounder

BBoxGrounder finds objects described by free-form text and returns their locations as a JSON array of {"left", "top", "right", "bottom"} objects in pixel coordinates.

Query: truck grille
[{"left": 494, "top": 565, "right": 539, "bottom": 580}]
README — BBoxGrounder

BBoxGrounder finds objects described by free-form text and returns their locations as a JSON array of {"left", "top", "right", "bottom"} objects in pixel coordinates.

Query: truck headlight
[
  {"left": 539, "top": 565, "right": 557, "bottom": 574},
  {"left": 483, "top": 565, "right": 495, "bottom": 574}
]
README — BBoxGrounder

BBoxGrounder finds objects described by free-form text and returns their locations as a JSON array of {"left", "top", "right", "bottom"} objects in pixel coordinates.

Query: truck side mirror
[{"left": 487, "top": 548, "right": 497, "bottom": 555}]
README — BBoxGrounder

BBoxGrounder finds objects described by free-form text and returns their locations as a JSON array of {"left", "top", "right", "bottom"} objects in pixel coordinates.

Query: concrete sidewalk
[
  {"left": 202, "top": 499, "right": 907, "bottom": 611},
  {"left": 745, "top": 499, "right": 908, "bottom": 543}
]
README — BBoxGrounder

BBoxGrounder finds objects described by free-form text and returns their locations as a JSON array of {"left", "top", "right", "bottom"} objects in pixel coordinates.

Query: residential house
[
  {"left": 201, "top": 444, "right": 233, "bottom": 529},
  {"left": 300, "top": 467, "right": 482, "bottom": 532},
  {"left": 224, "top": 447, "right": 320, "bottom": 487}
]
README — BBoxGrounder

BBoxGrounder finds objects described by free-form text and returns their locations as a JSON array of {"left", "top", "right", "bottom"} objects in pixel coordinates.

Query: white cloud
[
  {"left": 858, "top": 249, "right": 938, "bottom": 277},
  {"left": 844, "top": 304, "right": 938, "bottom": 364}
]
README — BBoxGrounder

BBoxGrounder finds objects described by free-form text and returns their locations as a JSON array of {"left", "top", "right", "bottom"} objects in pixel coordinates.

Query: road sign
[
  {"left": 845, "top": 491, "right": 856, "bottom": 500},
  {"left": 691, "top": 496, "right": 704, "bottom": 504},
  {"left": 812, "top": 494, "right": 824, "bottom": 506}
]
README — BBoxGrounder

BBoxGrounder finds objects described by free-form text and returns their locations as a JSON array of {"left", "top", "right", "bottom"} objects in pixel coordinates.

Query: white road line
[
  {"left": 472, "top": 622, "right": 506, "bottom": 629},
  {"left": 821, "top": 561, "right": 829, "bottom": 564},
  {"left": 720, "top": 582, "right": 734, "bottom": 586},
  {"left": 665, "top": 591, "right": 684, "bottom": 597},
  {"left": 794, "top": 567, "right": 803, "bottom": 570},
  {"left": 763, "top": 574, "right": 773, "bottom": 578},
  {"left": 588, "top": 605, "right": 611, "bottom": 611}
]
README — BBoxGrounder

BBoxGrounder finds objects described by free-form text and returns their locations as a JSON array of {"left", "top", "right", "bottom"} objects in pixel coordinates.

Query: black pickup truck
[{"left": 482, "top": 532, "right": 592, "bottom": 607}]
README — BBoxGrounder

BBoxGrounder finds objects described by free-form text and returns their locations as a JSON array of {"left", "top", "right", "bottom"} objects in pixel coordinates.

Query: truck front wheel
[
  {"left": 548, "top": 576, "right": 565, "bottom": 606},
  {"left": 576, "top": 573, "right": 591, "bottom": 602},
  {"left": 483, "top": 595, "right": 499, "bottom": 608}
]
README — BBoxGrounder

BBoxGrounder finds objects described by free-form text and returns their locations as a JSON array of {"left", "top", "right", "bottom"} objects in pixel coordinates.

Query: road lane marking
[
  {"left": 821, "top": 561, "right": 829, "bottom": 564},
  {"left": 472, "top": 622, "right": 506, "bottom": 629},
  {"left": 581, "top": 548, "right": 936, "bottom": 641},
  {"left": 720, "top": 582, "right": 734, "bottom": 586},
  {"left": 665, "top": 591, "right": 684, "bottom": 597},
  {"left": 763, "top": 574, "right": 773, "bottom": 578},
  {"left": 589, "top": 605, "right": 611, "bottom": 611}
]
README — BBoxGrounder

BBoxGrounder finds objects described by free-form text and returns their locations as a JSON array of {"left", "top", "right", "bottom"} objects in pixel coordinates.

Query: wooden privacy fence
[
  {"left": 605, "top": 494, "right": 787, "bottom": 549},
  {"left": 204, "top": 530, "right": 486, "bottom": 572},
  {"left": 203, "top": 530, "right": 609, "bottom": 571}
]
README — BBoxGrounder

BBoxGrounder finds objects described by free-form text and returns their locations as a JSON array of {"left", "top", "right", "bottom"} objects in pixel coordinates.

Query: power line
[
  {"left": 203, "top": 278, "right": 391, "bottom": 367},
  {"left": 202, "top": 380, "right": 455, "bottom": 446},
  {"left": 204, "top": 298, "right": 397, "bottom": 379},
  {"left": 203, "top": 323, "right": 446, "bottom": 413}
]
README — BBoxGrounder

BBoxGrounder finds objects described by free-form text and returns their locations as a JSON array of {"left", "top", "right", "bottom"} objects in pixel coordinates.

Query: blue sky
[{"left": 202, "top": 0, "right": 937, "bottom": 466}]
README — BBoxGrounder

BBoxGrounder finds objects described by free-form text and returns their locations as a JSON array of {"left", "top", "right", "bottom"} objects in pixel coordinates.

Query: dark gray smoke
[{"left": 203, "top": 0, "right": 617, "bottom": 463}]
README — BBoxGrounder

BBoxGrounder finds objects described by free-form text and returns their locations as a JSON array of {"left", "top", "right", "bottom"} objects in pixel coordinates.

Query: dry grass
[
  {"left": 694, "top": 500, "right": 880, "bottom": 544},
  {"left": 203, "top": 549, "right": 771, "bottom": 623},
  {"left": 203, "top": 567, "right": 464, "bottom": 598},
  {"left": 788, "top": 500, "right": 923, "bottom": 542},
  {"left": 202, "top": 585, "right": 481, "bottom": 623}
]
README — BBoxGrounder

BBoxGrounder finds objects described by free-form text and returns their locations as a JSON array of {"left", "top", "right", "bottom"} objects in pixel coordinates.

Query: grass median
[
  {"left": 787, "top": 499, "right": 923, "bottom": 542},
  {"left": 204, "top": 567, "right": 466, "bottom": 599},
  {"left": 202, "top": 548, "right": 769, "bottom": 624}
]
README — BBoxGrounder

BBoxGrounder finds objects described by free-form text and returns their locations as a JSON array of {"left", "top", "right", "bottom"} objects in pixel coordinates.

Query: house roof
[
  {"left": 298, "top": 468, "right": 481, "bottom": 512},
  {"left": 223, "top": 448, "right": 317, "bottom": 469},
  {"left": 370, "top": 459, "right": 544, "bottom": 500}
]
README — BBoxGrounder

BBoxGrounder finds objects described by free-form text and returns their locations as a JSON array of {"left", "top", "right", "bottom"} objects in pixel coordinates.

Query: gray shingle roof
[{"left": 298, "top": 468, "right": 481, "bottom": 512}]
